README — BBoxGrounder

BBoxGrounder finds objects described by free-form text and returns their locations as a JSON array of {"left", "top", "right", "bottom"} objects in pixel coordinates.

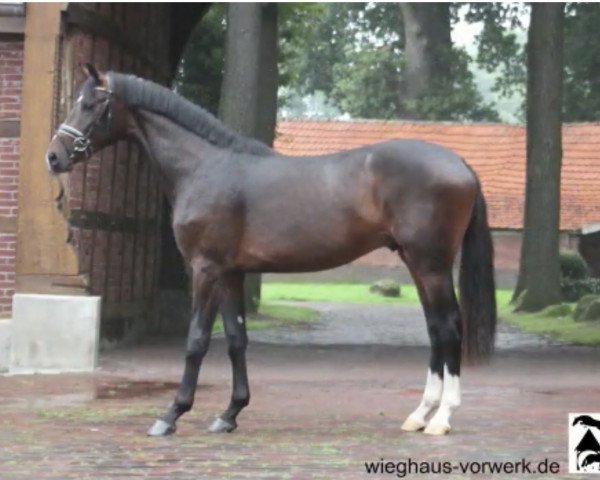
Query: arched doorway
[{"left": 16, "top": 3, "right": 210, "bottom": 343}]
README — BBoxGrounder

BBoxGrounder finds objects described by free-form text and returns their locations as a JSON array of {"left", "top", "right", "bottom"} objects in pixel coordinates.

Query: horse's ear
[
  {"left": 82, "top": 63, "right": 100, "bottom": 84},
  {"left": 81, "top": 62, "right": 109, "bottom": 89}
]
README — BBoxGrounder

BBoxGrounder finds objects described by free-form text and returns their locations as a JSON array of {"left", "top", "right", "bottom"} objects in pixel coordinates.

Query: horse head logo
[{"left": 572, "top": 414, "right": 600, "bottom": 472}]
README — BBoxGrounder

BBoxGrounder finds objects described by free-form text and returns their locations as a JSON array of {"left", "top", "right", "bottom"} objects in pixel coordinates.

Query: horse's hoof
[
  {"left": 147, "top": 419, "right": 176, "bottom": 437},
  {"left": 401, "top": 416, "right": 426, "bottom": 432},
  {"left": 208, "top": 417, "right": 237, "bottom": 433},
  {"left": 423, "top": 422, "right": 450, "bottom": 436}
]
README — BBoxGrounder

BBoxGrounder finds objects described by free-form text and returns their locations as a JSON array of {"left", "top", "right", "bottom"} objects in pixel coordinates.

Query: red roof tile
[{"left": 274, "top": 119, "right": 600, "bottom": 231}]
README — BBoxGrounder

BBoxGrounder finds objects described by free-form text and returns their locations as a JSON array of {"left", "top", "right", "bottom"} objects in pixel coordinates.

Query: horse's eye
[{"left": 81, "top": 102, "right": 94, "bottom": 111}]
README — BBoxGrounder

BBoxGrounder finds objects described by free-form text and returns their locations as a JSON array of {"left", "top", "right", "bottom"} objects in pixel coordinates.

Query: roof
[{"left": 274, "top": 119, "right": 600, "bottom": 231}]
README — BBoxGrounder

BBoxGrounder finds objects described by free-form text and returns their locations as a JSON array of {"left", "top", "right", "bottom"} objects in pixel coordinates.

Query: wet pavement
[
  {"left": 1, "top": 303, "right": 598, "bottom": 479},
  {"left": 250, "top": 302, "right": 553, "bottom": 349}
]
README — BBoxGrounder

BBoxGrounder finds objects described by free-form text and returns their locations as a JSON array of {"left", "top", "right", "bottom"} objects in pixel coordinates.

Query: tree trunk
[
  {"left": 255, "top": 4, "right": 278, "bottom": 147},
  {"left": 219, "top": 3, "right": 279, "bottom": 313},
  {"left": 513, "top": 3, "right": 564, "bottom": 311},
  {"left": 219, "top": 4, "right": 262, "bottom": 132},
  {"left": 399, "top": 3, "right": 451, "bottom": 118}
]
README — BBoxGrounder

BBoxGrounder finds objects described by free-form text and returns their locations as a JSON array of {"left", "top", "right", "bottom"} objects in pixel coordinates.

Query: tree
[
  {"left": 331, "top": 45, "right": 402, "bottom": 119},
  {"left": 174, "top": 5, "right": 227, "bottom": 115},
  {"left": 467, "top": 2, "right": 600, "bottom": 123},
  {"left": 279, "top": 3, "right": 349, "bottom": 99},
  {"left": 281, "top": 3, "right": 497, "bottom": 121},
  {"left": 513, "top": 3, "right": 564, "bottom": 311},
  {"left": 219, "top": 3, "right": 279, "bottom": 313},
  {"left": 177, "top": 3, "right": 504, "bottom": 122},
  {"left": 466, "top": 2, "right": 528, "bottom": 103},
  {"left": 399, "top": 3, "right": 451, "bottom": 118},
  {"left": 563, "top": 3, "right": 600, "bottom": 121}
]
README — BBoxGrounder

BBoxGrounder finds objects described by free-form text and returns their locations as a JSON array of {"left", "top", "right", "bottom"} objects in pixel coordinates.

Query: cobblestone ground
[{"left": 1, "top": 304, "right": 598, "bottom": 479}]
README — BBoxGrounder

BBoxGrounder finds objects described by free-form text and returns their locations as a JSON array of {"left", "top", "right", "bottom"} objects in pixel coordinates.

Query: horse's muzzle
[{"left": 45, "top": 149, "right": 73, "bottom": 174}]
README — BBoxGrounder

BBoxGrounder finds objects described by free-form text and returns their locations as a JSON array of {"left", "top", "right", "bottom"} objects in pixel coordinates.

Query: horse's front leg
[
  {"left": 209, "top": 271, "right": 250, "bottom": 433},
  {"left": 148, "top": 261, "right": 218, "bottom": 436}
]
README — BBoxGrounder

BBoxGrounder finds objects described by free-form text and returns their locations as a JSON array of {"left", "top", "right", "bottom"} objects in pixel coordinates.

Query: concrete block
[
  {"left": 0, "top": 319, "right": 10, "bottom": 373},
  {"left": 10, "top": 294, "right": 101, "bottom": 374}
]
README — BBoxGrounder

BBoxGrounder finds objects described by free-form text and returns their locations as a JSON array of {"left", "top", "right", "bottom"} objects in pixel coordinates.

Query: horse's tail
[{"left": 459, "top": 183, "right": 497, "bottom": 363}]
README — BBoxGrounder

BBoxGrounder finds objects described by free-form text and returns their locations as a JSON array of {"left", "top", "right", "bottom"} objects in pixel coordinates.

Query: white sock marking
[
  {"left": 405, "top": 369, "right": 443, "bottom": 426},
  {"left": 427, "top": 364, "right": 461, "bottom": 429}
]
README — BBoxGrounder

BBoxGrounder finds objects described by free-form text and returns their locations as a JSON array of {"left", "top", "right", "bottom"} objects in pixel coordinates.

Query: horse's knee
[
  {"left": 186, "top": 333, "right": 211, "bottom": 361},
  {"left": 226, "top": 332, "right": 247, "bottom": 356}
]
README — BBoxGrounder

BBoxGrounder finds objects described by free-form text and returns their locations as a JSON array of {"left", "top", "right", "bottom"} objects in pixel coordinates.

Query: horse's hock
[{"left": 0, "top": 3, "right": 210, "bottom": 368}]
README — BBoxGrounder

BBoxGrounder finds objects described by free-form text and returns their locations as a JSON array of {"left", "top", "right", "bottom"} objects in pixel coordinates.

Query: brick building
[
  {"left": 0, "top": 4, "right": 23, "bottom": 317},
  {"left": 274, "top": 120, "right": 598, "bottom": 286},
  {"left": 0, "top": 3, "right": 208, "bottom": 347}
]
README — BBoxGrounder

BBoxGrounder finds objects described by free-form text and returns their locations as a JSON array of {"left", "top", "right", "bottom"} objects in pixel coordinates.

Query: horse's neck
[{"left": 131, "top": 110, "right": 216, "bottom": 198}]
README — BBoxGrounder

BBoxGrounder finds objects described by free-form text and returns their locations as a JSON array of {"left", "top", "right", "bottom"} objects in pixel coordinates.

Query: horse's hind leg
[
  {"left": 148, "top": 260, "right": 219, "bottom": 436},
  {"left": 420, "top": 272, "right": 462, "bottom": 435},
  {"left": 400, "top": 265, "right": 442, "bottom": 432},
  {"left": 208, "top": 272, "right": 250, "bottom": 433},
  {"left": 400, "top": 251, "right": 462, "bottom": 435}
]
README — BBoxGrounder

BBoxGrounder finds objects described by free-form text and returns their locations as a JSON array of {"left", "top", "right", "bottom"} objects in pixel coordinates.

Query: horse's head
[
  {"left": 573, "top": 415, "right": 595, "bottom": 426},
  {"left": 45, "top": 63, "right": 125, "bottom": 174}
]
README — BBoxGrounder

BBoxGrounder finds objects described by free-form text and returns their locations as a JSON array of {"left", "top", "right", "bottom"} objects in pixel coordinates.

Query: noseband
[
  {"left": 56, "top": 123, "right": 94, "bottom": 159},
  {"left": 56, "top": 88, "right": 112, "bottom": 160}
]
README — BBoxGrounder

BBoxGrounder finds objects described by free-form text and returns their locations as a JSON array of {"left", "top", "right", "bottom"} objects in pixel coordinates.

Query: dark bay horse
[{"left": 45, "top": 65, "right": 496, "bottom": 437}]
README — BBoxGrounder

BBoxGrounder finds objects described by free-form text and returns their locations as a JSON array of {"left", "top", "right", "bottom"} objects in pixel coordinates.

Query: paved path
[
  {"left": 0, "top": 302, "right": 596, "bottom": 479},
  {"left": 249, "top": 301, "right": 553, "bottom": 349}
]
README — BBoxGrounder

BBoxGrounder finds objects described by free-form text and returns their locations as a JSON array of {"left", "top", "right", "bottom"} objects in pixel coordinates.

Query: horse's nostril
[{"left": 47, "top": 152, "right": 58, "bottom": 165}]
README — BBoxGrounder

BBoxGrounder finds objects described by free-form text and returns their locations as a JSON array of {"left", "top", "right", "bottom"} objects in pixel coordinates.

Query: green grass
[
  {"left": 262, "top": 282, "right": 600, "bottom": 346},
  {"left": 259, "top": 302, "right": 319, "bottom": 321},
  {"left": 212, "top": 301, "right": 319, "bottom": 333},
  {"left": 498, "top": 291, "right": 600, "bottom": 346},
  {"left": 495, "top": 288, "right": 513, "bottom": 307},
  {"left": 262, "top": 282, "right": 420, "bottom": 304},
  {"left": 264, "top": 281, "right": 514, "bottom": 308}
]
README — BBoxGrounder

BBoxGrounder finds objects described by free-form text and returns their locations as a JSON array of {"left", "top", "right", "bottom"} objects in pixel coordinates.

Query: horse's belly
[
  {"left": 236, "top": 230, "right": 386, "bottom": 273},
  {"left": 238, "top": 247, "right": 372, "bottom": 273}
]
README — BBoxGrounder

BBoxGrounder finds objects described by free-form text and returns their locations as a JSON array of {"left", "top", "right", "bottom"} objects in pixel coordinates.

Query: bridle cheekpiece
[{"left": 56, "top": 86, "right": 113, "bottom": 161}]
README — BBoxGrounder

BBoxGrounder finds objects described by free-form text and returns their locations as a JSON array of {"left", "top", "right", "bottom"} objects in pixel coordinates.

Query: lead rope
[
  {"left": 54, "top": 174, "right": 73, "bottom": 244},
  {"left": 52, "top": 124, "right": 87, "bottom": 245}
]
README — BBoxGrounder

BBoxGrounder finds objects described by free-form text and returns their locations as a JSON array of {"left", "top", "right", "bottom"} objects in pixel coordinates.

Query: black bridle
[{"left": 55, "top": 87, "right": 113, "bottom": 161}]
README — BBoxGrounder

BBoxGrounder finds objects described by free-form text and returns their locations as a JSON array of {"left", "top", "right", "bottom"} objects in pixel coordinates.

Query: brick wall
[{"left": 0, "top": 40, "right": 23, "bottom": 317}]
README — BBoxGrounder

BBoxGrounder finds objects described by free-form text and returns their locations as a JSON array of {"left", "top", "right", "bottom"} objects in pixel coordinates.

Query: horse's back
[{"left": 367, "top": 139, "right": 476, "bottom": 186}]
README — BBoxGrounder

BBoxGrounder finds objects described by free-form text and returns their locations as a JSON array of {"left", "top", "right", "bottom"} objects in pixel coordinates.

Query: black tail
[{"left": 459, "top": 185, "right": 497, "bottom": 363}]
